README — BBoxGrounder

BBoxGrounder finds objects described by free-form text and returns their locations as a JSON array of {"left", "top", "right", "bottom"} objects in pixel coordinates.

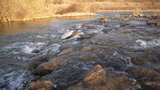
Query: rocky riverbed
[{"left": 0, "top": 12, "right": 160, "bottom": 90}]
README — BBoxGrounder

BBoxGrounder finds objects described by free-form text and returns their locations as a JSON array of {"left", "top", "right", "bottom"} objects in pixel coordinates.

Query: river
[{"left": 0, "top": 11, "right": 160, "bottom": 90}]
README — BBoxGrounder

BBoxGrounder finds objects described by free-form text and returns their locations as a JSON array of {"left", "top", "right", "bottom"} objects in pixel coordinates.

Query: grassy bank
[{"left": 0, "top": 0, "right": 160, "bottom": 22}]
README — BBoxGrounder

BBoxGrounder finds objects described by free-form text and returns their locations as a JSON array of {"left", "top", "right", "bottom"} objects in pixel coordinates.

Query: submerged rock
[
  {"left": 30, "top": 80, "right": 54, "bottom": 90},
  {"left": 83, "top": 65, "right": 106, "bottom": 86},
  {"left": 29, "top": 54, "right": 49, "bottom": 70},
  {"left": 127, "top": 66, "right": 160, "bottom": 90},
  {"left": 127, "top": 66, "right": 160, "bottom": 80},
  {"left": 67, "top": 65, "right": 139, "bottom": 90},
  {"left": 33, "top": 57, "right": 67, "bottom": 76},
  {"left": 42, "top": 44, "right": 61, "bottom": 55},
  {"left": 143, "top": 81, "right": 160, "bottom": 90}
]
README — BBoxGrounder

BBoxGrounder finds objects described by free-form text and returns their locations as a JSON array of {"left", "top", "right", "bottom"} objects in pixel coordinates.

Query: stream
[{"left": 0, "top": 12, "right": 160, "bottom": 90}]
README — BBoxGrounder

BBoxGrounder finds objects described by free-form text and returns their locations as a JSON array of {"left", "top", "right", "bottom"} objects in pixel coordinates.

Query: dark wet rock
[
  {"left": 131, "top": 57, "right": 147, "bottom": 65},
  {"left": 142, "top": 81, "right": 160, "bottom": 90},
  {"left": 42, "top": 62, "right": 87, "bottom": 89},
  {"left": 67, "top": 65, "right": 139, "bottom": 90},
  {"left": 58, "top": 48, "right": 74, "bottom": 56},
  {"left": 33, "top": 56, "right": 68, "bottom": 76},
  {"left": 127, "top": 66, "right": 160, "bottom": 80},
  {"left": 130, "top": 47, "right": 160, "bottom": 66},
  {"left": 97, "top": 17, "right": 108, "bottom": 25},
  {"left": 0, "top": 81, "right": 7, "bottom": 88},
  {"left": 29, "top": 54, "right": 49, "bottom": 70},
  {"left": 79, "top": 52, "right": 98, "bottom": 62},
  {"left": 81, "top": 46, "right": 94, "bottom": 52},
  {"left": 83, "top": 65, "right": 106, "bottom": 86},
  {"left": 30, "top": 80, "right": 55, "bottom": 90},
  {"left": 127, "top": 66, "right": 160, "bottom": 90},
  {"left": 81, "top": 24, "right": 98, "bottom": 29},
  {"left": 31, "top": 49, "right": 40, "bottom": 54},
  {"left": 102, "top": 27, "right": 113, "bottom": 33},
  {"left": 147, "top": 18, "right": 160, "bottom": 27}
]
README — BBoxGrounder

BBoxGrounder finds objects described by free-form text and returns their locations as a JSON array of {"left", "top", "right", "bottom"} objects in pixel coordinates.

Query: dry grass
[{"left": 0, "top": 0, "right": 160, "bottom": 22}]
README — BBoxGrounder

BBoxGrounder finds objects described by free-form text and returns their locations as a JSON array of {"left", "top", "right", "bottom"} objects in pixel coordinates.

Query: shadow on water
[
  {"left": 0, "top": 15, "right": 95, "bottom": 35},
  {"left": 0, "top": 19, "right": 54, "bottom": 35}
]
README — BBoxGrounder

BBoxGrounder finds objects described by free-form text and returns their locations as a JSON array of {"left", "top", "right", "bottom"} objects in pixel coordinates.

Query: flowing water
[
  {"left": 0, "top": 12, "right": 160, "bottom": 89},
  {"left": 0, "top": 16, "right": 96, "bottom": 89}
]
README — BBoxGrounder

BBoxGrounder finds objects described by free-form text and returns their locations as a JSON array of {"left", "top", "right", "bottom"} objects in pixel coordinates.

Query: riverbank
[{"left": 0, "top": 1, "right": 160, "bottom": 22}]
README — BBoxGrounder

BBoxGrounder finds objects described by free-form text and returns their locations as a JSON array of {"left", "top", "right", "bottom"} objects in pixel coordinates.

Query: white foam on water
[
  {"left": 22, "top": 42, "right": 45, "bottom": 54},
  {"left": 23, "top": 45, "right": 36, "bottom": 54},
  {"left": 134, "top": 39, "right": 160, "bottom": 49},
  {"left": 42, "top": 43, "right": 61, "bottom": 56},
  {"left": 49, "top": 44, "right": 61, "bottom": 53},
  {"left": 4, "top": 42, "right": 46, "bottom": 54},
  {"left": 136, "top": 39, "right": 147, "bottom": 48},
  {"left": 128, "top": 20, "right": 147, "bottom": 26},
  {"left": 36, "top": 35, "right": 45, "bottom": 38}
]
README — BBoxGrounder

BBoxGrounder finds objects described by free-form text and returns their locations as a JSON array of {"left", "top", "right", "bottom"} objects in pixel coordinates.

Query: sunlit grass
[{"left": 0, "top": 0, "right": 160, "bottom": 22}]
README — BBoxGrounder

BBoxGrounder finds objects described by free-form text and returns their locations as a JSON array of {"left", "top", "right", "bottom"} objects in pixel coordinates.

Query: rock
[
  {"left": 131, "top": 57, "right": 147, "bottom": 65},
  {"left": 61, "top": 31, "right": 74, "bottom": 39},
  {"left": 147, "top": 19, "right": 160, "bottom": 27},
  {"left": 61, "top": 30, "right": 85, "bottom": 40},
  {"left": 31, "top": 49, "right": 40, "bottom": 54},
  {"left": 42, "top": 44, "right": 61, "bottom": 56},
  {"left": 83, "top": 65, "right": 107, "bottom": 86},
  {"left": 81, "top": 24, "right": 97, "bottom": 29},
  {"left": 0, "top": 81, "right": 7, "bottom": 88},
  {"left": 42, "top": 63, "right": 86, "bottom": 89},
  {"left": 98, "top": 17, "right": 108, "bottom": 24},
  {"left": 127, "top": 66, "right": 160, "bottom": 79},
  {"left": 156, "top": 22, "right": 160, "bottom": 26},
  {"left": 67, "top": 65, "right": 139, "bottom": 90},
  {"left": 81, "top": 46, "right": 94, "bottom": 52},
  {"left": 127, "top": 66, "right": 160, "bottom": 90},
  {"left": 143, "top": 81, "right": 160, "bottom": 90},
  {"left": 72, "top": 31, "right": 84, "bottom": 40},
  {"left": 58, "top": 48, "right": 74, "bottom": 55},
  {"left": 29, "top": 54, "right": 49, "bottom": 70},
  {"left": 33, "top": 57, "right": 67, "bottom": 76},
  {"left": 132, "top": 9, "right": 142, "bottom": 17},
  {"left": 79, "top": 56, "right": 96, "bottom": 63},
  {"left": 30, "top": 80, "right": 54, "bottom": 90}
]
